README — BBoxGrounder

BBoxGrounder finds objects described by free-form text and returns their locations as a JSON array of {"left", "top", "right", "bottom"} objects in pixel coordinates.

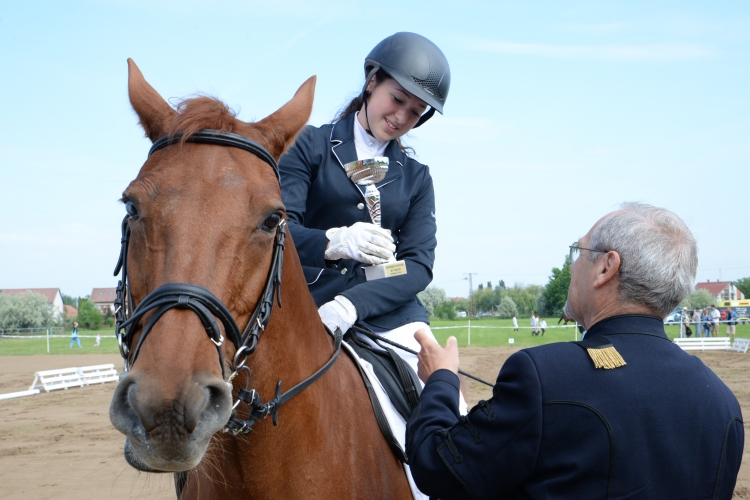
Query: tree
[
  {"left": 497, "top": 280, "right": 506, "bottom": 290},
  {"left": 0, "top": 292, "right": 53, "bottom": 329},
  {"left": 734, "top": 278, "right": 750, "bottom": 298},
  {"left": 497, "top": 296, "right": 518, "bottom": 319},
  {"left": 434, "top": 301, "right": 456, "bottom": 320},
  {"left": 506, "top": 284, "right": 541, "bottom": 315},
  {"left": 680, "top": 289, "right": 716, "bottom": 309},
  {"left": 76, "top": 299, "right": 103, "bottom": 330},
  {"left": 453, "top": 298, "right": 470, "bottom": 314},
  {"left": 417, "top": 286, "right": 447, "bottom": 318},
  {"left": 62, "top": 293, "right": 77, "bottom": 306},
  {"left": 536, "top": 289, "right": 548, "bottom": 319},
  {"left": 542, "top": 256, "right": 572, "bottom": 317},
  {"left": 474, "top": 287, "right": 498, "bottom": 314}
]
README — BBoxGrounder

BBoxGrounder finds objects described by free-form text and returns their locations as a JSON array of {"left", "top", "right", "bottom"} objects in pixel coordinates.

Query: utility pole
[{"left": 464, "top": 273, "right": 477, "bottom": 317}]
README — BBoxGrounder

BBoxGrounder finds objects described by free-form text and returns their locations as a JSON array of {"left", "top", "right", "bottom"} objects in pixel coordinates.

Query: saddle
[{"left": 343, "top": 325, "right": 422, "bottom": 463}]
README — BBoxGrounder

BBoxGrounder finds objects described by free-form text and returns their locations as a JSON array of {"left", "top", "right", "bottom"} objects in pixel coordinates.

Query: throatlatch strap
[{"left": 574, "top": 336, "right": 626, "bottom": 369}]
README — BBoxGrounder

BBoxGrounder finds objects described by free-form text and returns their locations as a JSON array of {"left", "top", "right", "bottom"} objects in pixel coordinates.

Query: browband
[{"left": 148, "top": 130, "right": 279, "bottom": 181}]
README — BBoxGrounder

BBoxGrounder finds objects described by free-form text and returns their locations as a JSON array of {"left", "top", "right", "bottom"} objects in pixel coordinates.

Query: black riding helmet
[{"left": 363, "top": 32, "right": 450, "bottom": 128}]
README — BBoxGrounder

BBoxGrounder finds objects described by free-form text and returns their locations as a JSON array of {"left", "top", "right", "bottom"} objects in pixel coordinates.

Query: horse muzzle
[{"left": 109, "top": 370, "right": 233, "bottom": 472}]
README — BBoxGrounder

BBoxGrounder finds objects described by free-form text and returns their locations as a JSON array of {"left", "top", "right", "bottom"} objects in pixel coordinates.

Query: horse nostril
[{"left": 206, "top": 381, "right": 233, "bottom": 418}]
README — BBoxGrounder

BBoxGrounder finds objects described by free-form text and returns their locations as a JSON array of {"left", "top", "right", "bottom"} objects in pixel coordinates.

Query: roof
[
  {"left": 90, "top": 288, "right": 117, "bottom": 304},
  {"left": 0, "top": 288, "right": 61, "bottom": 303},
  {"left": 695, "top": 281, "right": 732, "bottom": 296},
  {"left": 64, "top": 305, "right": 78, "bottom": 317}
]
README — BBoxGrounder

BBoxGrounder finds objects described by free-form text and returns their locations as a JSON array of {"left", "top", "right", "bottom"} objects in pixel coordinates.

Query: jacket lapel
[
  {"left": 331, "top": 113, "right": 358, "bottom": 169},
  {"left": 331, "top": 113, "right": 403, "bottom": 194}
]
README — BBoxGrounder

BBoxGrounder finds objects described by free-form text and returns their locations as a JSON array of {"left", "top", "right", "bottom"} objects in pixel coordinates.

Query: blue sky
[{"left": 1, "top": 1, "right": 748, "bottom": 299}]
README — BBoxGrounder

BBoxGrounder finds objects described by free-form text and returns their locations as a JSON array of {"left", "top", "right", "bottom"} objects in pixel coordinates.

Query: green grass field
[
  {"left": 2, "top": 321, "right": 749, "bottom": 355},
  {"left": 428, "top": 317, "right": 750, "bottom": 348},
  {"left": 0, "top": 328, "right": 119, "bottom": 356}
]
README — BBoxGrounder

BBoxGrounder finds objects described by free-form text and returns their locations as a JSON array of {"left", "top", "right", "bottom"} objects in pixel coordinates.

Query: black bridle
[{"left": 114, "top": 130, "right": 342, "bottom": 435}]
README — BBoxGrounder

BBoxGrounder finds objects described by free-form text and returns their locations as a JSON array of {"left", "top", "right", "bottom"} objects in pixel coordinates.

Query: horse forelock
[{"left": 164, "top": 96, "right": 243, "bottom": 143}]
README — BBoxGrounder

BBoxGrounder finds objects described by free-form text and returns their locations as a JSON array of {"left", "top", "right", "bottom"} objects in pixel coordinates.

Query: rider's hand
[
  {"left": 324, "top": 222, "right": 395, "bottom": 265},
  {"left": 318, "top": 295, "right": 358, "bottom": 335},
  {"left": 414, "top": 330, "right": 459, "bottom": 383}
]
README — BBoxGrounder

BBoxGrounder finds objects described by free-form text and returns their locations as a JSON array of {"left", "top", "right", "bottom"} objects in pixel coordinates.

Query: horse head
[{"left": 109, "top": 59, "right": 315, "bottom": 472}]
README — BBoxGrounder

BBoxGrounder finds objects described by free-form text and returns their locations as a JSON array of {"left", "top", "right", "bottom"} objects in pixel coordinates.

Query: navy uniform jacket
[
  {"left": 278, "top": 112, "right": 435, "bottom": 329},
  {"left": 406, "top": 315, "right": 744, "bottom": 499}
]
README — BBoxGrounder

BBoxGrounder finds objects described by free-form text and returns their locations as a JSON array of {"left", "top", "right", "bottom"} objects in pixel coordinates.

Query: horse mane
[{"left": 164, "top": 96, "right": 243, "bottom": 141}]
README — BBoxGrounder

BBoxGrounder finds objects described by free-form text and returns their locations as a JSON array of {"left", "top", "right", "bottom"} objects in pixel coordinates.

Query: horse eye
[
  {"left": 125, "top": 201, "right": 139, "bottom": 220},
  {"left": 261, "top": 213, "right": 282, "bottom": 232}
]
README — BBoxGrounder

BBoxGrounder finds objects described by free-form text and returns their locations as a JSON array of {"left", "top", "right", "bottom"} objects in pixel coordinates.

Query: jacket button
[
  {"left": 357, "top": 203, "right": 364, "bottom": 210},
  {"left": 341, "top": 268, "right": 348, "bottom": 275}
]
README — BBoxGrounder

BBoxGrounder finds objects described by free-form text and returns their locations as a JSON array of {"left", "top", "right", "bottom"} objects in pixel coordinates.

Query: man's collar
[{"left": 584, "top": 314, "right": 667, "bottom": 339}]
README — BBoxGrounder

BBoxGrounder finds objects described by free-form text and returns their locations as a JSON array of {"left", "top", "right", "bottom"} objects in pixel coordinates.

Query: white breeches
[{"left": 358, "top": 321, "right": 469, "bottom": 415}]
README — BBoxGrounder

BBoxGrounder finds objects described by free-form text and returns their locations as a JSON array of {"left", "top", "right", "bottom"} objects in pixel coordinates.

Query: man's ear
[{"left": 593, "top": 251, "right": 621, "bottom": 289}]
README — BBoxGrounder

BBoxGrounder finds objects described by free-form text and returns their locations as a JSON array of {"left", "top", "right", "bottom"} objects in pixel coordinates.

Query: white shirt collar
[{"left": 353, "top": 112, "right": 388, "bottom": 160}]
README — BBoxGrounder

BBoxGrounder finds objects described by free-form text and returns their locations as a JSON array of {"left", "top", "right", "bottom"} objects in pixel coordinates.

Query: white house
[
  {"left": 0, "top": 288, "right": 65, "bottom": 320},
  {"left": 694, "top": 281, "right": 745, "bottom": 302},
  {"left": 90, "top": 287, "right": 118, "bottom": 315}
]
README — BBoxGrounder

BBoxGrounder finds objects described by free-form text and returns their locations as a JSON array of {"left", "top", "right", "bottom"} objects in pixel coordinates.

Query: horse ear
[
  {"left": 245, "top": 76, "right": 316, "bottom": 159},
  {"left": 127, "top": 58, "right": 178, "bottom": 142}
]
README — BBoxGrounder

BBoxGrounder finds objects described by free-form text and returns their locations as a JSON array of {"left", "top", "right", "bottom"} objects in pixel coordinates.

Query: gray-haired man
[{"left": 407, "top": 203, "right": 743, "bottom": 499}]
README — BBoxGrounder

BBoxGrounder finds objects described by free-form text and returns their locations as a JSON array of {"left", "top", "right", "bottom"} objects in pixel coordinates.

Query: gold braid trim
[{"left": 586, "top": 346, "right": 626, "bottom": 369}]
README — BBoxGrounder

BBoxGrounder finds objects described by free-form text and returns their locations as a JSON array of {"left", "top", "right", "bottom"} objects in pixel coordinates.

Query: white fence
[
  {"left": 0, "top": 364, "right": 120, "bottom": 400},
  {"left": 673, "top": 337, "right": 750, "bottom": 353},
  {"left": 0, "top": 326, "right": 64, "bottom": 337}
]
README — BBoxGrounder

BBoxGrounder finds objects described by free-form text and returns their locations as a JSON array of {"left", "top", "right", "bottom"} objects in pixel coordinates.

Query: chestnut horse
[{"left": 109, "top": 59, "right": 412, "bottom": 499}]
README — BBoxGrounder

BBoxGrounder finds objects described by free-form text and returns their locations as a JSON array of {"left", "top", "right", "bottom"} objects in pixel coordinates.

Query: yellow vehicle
[{"left": 718, "top": 299, "right": 750, "bottom": 322}]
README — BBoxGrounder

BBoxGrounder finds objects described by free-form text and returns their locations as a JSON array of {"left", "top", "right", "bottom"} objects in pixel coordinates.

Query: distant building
[
  {"left": 0, "top": 288, "right": 65, "bottom": 319},
  {"left": 64, "top": 305, "right": 78, "bottom": 318},
  {"left": 694, "top": 281, "right": 745, "bottom": 302},
  {"left": 90, "top": 287, "right": 118, "bottom": 315}
]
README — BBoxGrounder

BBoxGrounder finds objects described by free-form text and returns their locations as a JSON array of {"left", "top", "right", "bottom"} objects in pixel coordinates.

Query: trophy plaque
[{"left": 343, "top": 157, "right": 407, "bottom": 281}]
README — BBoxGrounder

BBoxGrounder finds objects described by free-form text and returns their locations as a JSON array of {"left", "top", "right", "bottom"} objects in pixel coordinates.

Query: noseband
[{"left": 114, "top": 130, "right": 341, "bottom": 435}]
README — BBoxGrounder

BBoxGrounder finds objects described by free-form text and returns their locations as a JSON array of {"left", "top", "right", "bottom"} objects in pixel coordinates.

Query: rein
[
  {"left": 351, "top": 325, "right": 495, "bottom": 387},
  {"left": 114, "top": 129, "right": 342, "bottom": 434}
]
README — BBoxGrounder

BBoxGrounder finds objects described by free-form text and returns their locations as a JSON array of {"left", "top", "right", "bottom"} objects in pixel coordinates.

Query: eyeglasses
[{"left": 569, "top": 242, "right": 609, "bottom": 262}]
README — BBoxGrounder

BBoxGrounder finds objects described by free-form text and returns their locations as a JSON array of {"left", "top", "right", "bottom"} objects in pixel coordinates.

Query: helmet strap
[
  {"left": 361, "top": 66, "right": 380, "bottom": 137},
  {"left": 413, "top": 107, "right": 436, "bottom": 128},
  {"left": 363, "top": 96, "right": 375, "bottom": 137}
]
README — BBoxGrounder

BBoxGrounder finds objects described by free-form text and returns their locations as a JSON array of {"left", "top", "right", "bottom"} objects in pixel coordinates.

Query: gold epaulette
[{"left": 574, "top": 337, "right": 626, "bottom": 370}]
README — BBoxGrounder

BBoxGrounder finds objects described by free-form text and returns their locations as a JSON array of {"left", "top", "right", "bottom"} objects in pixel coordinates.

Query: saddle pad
[
  {"left": 340, "top": 342, "right": 428, "bottom": 500},
  {"left": 345, "top": 334, "right": 422, "bottom": 420}
]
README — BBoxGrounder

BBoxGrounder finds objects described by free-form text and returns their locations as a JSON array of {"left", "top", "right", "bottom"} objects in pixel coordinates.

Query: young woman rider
[{"left": 279, "top": 32, "right": 460, "bottom": 406}]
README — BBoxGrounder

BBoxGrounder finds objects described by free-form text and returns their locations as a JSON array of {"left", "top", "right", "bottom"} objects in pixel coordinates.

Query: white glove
[
  {"left": 324, "top": 222, "right": 395, "bottom": 265},
  {"left": 318, "top": 295, "right": 358, "bottom": 335}
]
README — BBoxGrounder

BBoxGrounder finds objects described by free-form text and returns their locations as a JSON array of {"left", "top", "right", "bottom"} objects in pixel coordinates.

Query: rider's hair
[{"left": 334, "top": 69, "right": 413, "bottom": 156}]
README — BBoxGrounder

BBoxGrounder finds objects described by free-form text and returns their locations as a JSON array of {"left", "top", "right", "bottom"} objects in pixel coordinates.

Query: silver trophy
[{"left": 343, "top": 157, "right": 407, "bottom": 281}]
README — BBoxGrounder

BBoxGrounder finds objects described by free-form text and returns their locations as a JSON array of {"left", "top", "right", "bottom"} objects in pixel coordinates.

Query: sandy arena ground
[{"left": 0, "top": 349, "right": 748, "bottom": 499}]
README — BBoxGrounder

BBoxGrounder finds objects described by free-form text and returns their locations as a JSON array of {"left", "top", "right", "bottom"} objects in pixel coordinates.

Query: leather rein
[{"left": 113, "top": 130, "right": 342, "bottom": 435}]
